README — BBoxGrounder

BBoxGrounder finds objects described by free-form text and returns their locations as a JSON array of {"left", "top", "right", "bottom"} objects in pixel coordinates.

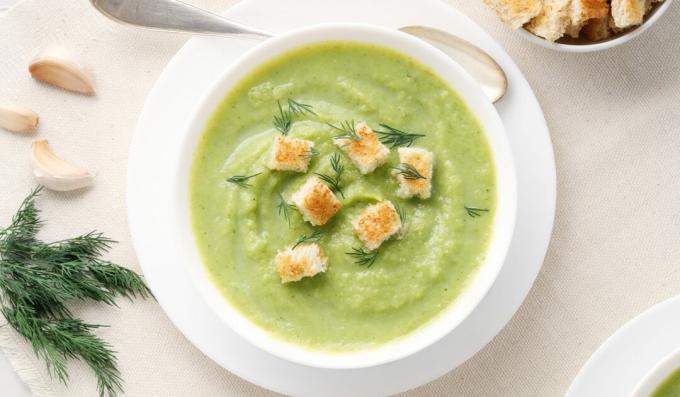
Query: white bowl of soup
[{"left": 177, "top": 23, "right": 517, "bottom": 368}]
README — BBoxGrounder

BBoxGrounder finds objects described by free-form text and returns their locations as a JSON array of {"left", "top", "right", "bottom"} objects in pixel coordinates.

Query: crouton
[
  {"left": 352, "top": 201, "right": 402, "bottom": 251},
  {"left": 275, "top": 243, "right": 328, "bottom": 283},
  {"left": 581, "top": 16, "right": 611, "bottom": 41},
  {"left": 291, "top": 177, "right": 342, "bottom": 226},
  {"left": 482, "top": 0, "right": 543, "bottom": 29},
  {"left": 611, "top": 0, "right": 646, "bottom": 28},
  {"left": 394, "top": 147, "right": 434, "bottom": 199},
  {"left": 334, "top": 121, "right": 389, "bottom": 174},
  {"left": 565, "top": 0, "right": 609, "bottom": 37},
  {"left": 525, "top": 0, "right": 572, "bottom": 42},
  {"left": 267, "top": 135, "right": 315, "bottom": 173}
]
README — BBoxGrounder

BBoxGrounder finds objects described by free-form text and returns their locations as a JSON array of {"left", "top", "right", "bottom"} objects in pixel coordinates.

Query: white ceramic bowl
[
  {"left": 517, "top": 0, "right": 673, "bottom": 52},
  {"left": 175, "top": 23, "right": 517, "bottom": 369},
  {"left": 630, "top": 348, "right": 680, "bottom": 396}
]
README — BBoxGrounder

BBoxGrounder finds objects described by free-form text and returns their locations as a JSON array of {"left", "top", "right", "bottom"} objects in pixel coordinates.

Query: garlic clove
[
  {"left": 31, "top": 139, "right": 95, "bottom": 191},
  {"left": 29, "top": 49, "right": 96, "bottom": 95},
  {"left": 0, "top": 103, "right": 39, "bottom": 133}
]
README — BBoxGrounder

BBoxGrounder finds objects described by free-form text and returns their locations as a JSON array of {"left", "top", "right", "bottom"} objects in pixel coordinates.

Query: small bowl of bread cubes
[{"left": 483, "top": 0, "right": 672, "bottom": 51}]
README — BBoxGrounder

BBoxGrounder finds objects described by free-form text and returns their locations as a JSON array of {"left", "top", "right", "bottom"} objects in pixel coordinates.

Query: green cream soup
[
  {"left": 653, "top": 368, "right": 680, "bottom": 397},
  {"left": 190, "top": 42, "right": 496, "bottom": 351}
]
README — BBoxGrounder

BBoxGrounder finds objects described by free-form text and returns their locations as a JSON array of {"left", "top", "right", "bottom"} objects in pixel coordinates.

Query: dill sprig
[
  {"left": 328, "top": 120, "right": 361, "bottom": 141},
  {"left": 314, "top": 152, "right": 345, "bottom": 198},
  {"left": 393, "top": 163, "right": 426, "bottom": 180},
  {"left": 277, "top": 193, "right": 295, "bottom": 226},
  {"left": 292, "top": 231, "right": 324, "bottom": 249},
  {"left": 395, "top": 204, "right": 406, "bottom": 225},
  {"left": 301, "top": 146, "right": 319, "bottom": 159},
  {"left": 0, "top": 187, "right": 151, "bottom": 397},
  {"left": 273, "top": 99, "right": 316, "bottom": 135},
  {"left": 464, "top": 206, "right": 489, "bottom": 218},
  {"left": 287, "top": 98, "right": 316, "bottom": 116},
  {"left": 346, "top": 247, "right": 379, "bottom": 267},
  {"left": 226, "top": 172, "right": 261, "bottom": 188},
  {"left": 375, "top": 124, "right": 425, "bottom": 148}
]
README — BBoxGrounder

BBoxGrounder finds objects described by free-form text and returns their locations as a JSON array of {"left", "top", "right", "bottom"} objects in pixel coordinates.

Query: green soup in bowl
[{"left": 185, "top": 24, "right": 515, "bottom": 368}]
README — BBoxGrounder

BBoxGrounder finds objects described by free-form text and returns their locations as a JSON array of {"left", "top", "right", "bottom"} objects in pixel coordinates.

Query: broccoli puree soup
[{"left": 190, "top": 41, "right": 496, "bottom": 351}]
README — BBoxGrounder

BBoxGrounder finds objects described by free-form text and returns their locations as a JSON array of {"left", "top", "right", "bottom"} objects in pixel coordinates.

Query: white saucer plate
[
  {"left": 567, "top": 295, "right": 680, "bottom": 397},
  {"left": 127, "top": 0, "right": 556, "bottom": 395}
]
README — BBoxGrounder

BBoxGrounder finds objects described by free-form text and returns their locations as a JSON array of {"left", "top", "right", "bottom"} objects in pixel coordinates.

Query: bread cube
[
  {"left": 568, "top": 0, "right": 608, "bottom": 36},
  {"left": 611, "top": 0, "right": 646, "bottom": 28},
  {"left": 525, "top": 0, "right": 572, "bottom": 42},
  {"left": 267, "top": 135, "right": 315, "bottom": 173},
  {"left": 394, "top": 147, "right": 434, "bottom": 199},
  {"left": 291, "top": 177, "right": 342, "bottom": 226},
  {"left": 352, "top": 200, "right": 402, "bottom": 251},
  {"left": 481, "top": 0, "right": 543, "bottom": 29},
  {"left": 276, "top": 243, "right": 328, "bottom": 283},
  {"left": 334, "top": 121, "right": 389, "bottom": 174}
]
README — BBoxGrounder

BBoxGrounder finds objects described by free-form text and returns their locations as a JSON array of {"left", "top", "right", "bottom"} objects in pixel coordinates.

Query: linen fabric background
[{"left": 1, "top": 0, "right": 679, "bottom": 396}]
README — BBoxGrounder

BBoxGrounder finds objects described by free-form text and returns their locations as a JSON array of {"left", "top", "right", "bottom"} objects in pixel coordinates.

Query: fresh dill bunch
[
  {"left": 375, "top": 124, "right": 425, "bottom": 148},
  {"left": 0, "top": 187, "right": 152, "bottom": 397},
  {"left": 277, "top": 192, "right": 295, "bottom": 226},
  {"left": 226, "top": 172, "right": 262, "bottom": 188},
  {"left": 393, "top": 163, "right": 426, "bottom": 180},
  {"left": 328, "top": 120, "right": 361, "bottom": 141},
  {"left": 273, "top": 99, "right": 316, "bottom": 135},
  {"left": 292, "top": 230, "right": 324, "bottom": 249},
  {"left": 346, "top": 247, "right": 379, "bottom": 267},
  {"left": 464, "top": 206, "right": 489, "bottom": 218},
  {"left": 314, "top": 152, "right": 345, "bottom": 198}
]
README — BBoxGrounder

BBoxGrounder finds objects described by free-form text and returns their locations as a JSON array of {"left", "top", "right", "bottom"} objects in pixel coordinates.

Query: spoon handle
[{"left": 91, "top": 0, "right": 271, "bottom": 39}]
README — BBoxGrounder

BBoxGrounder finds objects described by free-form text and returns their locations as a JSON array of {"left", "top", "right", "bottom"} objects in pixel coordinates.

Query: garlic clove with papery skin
[
  {"left": 0, "top": 103, "right": 39, "bottom": 133},
  {"left": 31, "top": 139, "right": 95, "bottom": 191},
  {"left": 29, "top": 48, "right": 96, "bottom": 95}
]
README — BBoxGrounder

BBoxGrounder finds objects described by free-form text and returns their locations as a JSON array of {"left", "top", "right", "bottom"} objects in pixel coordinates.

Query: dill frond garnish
[
  {"left": 287, "top": 98, "right": 316, "bottom": 116},
  {"left": 375, "top": 124, "right": 425, "bottom": 148},
  {"left": 292, "top": 230, "right": 324, "bottom": 249},
  {"left": 277, "top": 192, "right": 295, "bottom": 226},
  {"left": 273, "top": 99, "right": 316, "bottom": 135},
  {"left": 393, "top": 163, "right": 426, "bottom": 180},
  {"left": 395, "top": 204, "right": 406, "bottom": 225},
  {"left": 314, "top": 152, "right": 345, "bottom": 198},
  {"left": 301, "top": 146, "right": 319, "bottom": 159},
  {"left": 328, "top": 120, "right": 361, "bottom": 141},
  {"left": 346, "top": 247, "right": 379, "bottom": 267},
  {"left": 226, "top": 172, "right": 262, "bottom": 188},
  {"left": 464, "top": 206, "right": 489, "bottom": 218},
  {"left": 273, "top": 101, "right": 292, "bottom": 134},
  {"left": 0, "top": 187, "right": 151, "bottom": 397}
]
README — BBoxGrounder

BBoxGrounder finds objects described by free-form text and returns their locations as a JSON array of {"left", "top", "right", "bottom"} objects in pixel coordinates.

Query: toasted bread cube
[
  {"left": 394, "top": 147, "right": 434, "bottom": 199},
  {"left": 568, "top": 0, "right": 609, "bottom": 34},
  {"left": 525, "top": 0, "right": 572, "bottom": 42},
  {"left": 352, "top": 200, "right": 402, "bottom": 251},
  {"left": 291, "top": 177, "right": 342, "bottom": 226},
  {"left": 267, "top": 135, "right": 314, "bottom": 173},
  {"left": 482, "top": 0, "right": 543, "bottom": 29},
  {"left": 276, "top": 243, "right": 328, "bottom": 283},
  {"left": 611, "top": 0, "right": 645, "bottom": 28},
  {"left": 334, "top": 122, "right": 389, "bottom": 174}
]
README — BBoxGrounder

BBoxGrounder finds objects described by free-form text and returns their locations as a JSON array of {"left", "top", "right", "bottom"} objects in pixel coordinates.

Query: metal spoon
[{"left": 90, "top": 0, "right": 507, "bottom": 102}]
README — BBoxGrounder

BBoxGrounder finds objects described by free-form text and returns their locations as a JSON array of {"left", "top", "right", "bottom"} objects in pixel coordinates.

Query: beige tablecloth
[{"left": 1, "top": 0, "right": 679, "bottom": 396}]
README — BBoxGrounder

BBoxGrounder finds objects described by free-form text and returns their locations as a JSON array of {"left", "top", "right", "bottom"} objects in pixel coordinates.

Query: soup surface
[
  {"left": 190, "top": 41, "right": 496, "bottom": 351},
  {"left": 653, "top": 367, "right": 680, "bottom": 397}
]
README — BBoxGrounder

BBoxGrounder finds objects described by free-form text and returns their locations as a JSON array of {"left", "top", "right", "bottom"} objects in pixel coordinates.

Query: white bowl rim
[
  {"left": 516, "top": 0, "right": 673, "bottom": 52},
  {"left": 630, "top": 348, "right": 680, "bottom": 397},
  {"left": 174, "top": 22, "right": 517, "bottom": 369}
]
